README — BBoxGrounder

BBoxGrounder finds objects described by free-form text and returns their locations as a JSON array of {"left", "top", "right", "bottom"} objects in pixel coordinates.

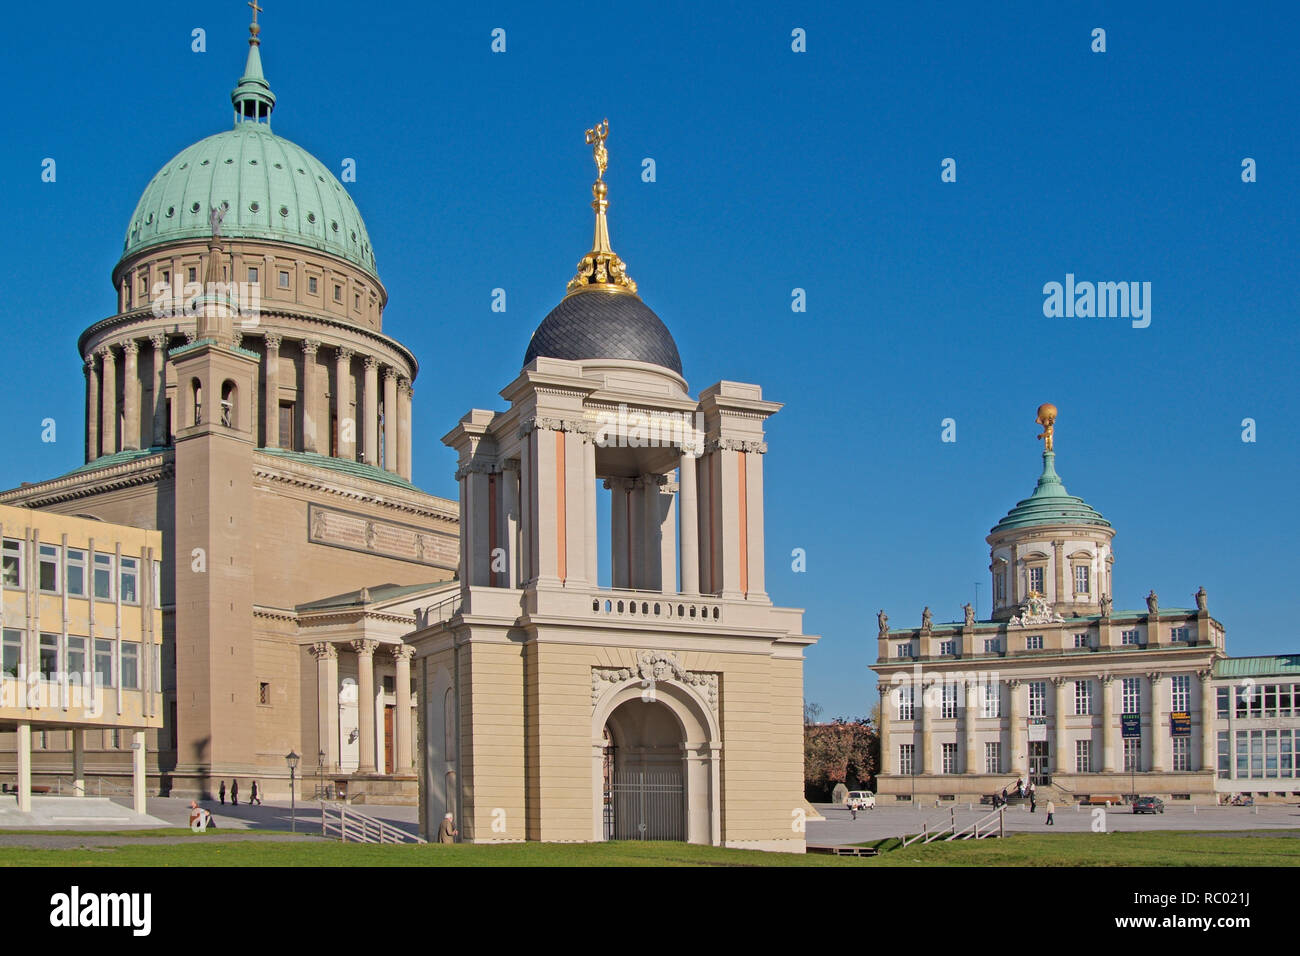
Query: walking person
[
  {"left": 249, "top": 780, "right": 261, "bottom": 806},
  {"left": 438, "top": 812, "right": 458, "bottom": 844},
  {"left": 218, "top": 780, "right": 226, "bottom": 805},
  {"left": 231, "top": 779, "right": 239, "bottom": 806},
  {"left": 1029, "top": 786, "right": 1037, "bottom": 813},
  {"left": 850, "top": 804, "right": 858, "bottom": 821},
  {"left": 1046, "top": 800, "right": 1055, "bottom": 825}
]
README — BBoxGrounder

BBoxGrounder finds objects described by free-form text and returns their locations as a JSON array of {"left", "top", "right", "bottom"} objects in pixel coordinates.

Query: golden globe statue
[{"left": 1036, "top": 403, "right": 1058, "bottom": 451}]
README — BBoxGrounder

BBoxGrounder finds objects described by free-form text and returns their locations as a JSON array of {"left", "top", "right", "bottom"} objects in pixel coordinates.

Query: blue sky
[{"left": 1, "top": 1, "right": 1296, "bottom": 717}]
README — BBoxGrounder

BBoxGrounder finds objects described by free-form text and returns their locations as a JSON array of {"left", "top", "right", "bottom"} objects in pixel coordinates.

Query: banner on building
[
  {"left": 1028, "top": 717, "right": 1048, "bottom": 741},
  {"left": 1170, "top": 711, "right": 1191, "bottom": 737},
  {"left": 1121, "top": 713, "right": 1142, "bottom": 738}
]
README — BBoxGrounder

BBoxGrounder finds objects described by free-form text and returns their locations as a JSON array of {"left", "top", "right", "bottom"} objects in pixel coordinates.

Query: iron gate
[{"left": 603, "top": 769, "right": 684, "bottom": 841}]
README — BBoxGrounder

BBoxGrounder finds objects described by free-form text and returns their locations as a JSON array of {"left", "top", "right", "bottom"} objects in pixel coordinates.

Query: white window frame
[
  {"left": 1028, "top": 680, "right": 1047, "bottom": 717},
  {"left": 940, "top": 682, "right": 958, "bottom": 719},
  {"left": 1026, "top": 634, "right": 1043, "bottom": 651},
  {"left": 66, "top": 548, "right": 86, "bottom": 597},
  {"left": 1075, "top": 738, "right": 1091, "bottom": 773},
  {"left": 898, "top": 743, "right": 914, "bottom": 776},
  {"left": 1123, "top": 737, "right": 1141, "bottom": 773},
  {"left": 984, "top": 741, "right": 1001, "bottom": 774},
  {"left": 1171, "top": 736, "right": 1190, "bottom": 772},
  {"left": 38, "top": 543, "right": 61, "bottom": 594},
  {"left": 1121, "top": 628, "right": 1142, "bottom": 646},
  {"left": 1170, "top": 626, "right": 1191, "bottom": 643},
  {"left": 1074, "top": 679, "right": 1092, "bottom": 716},
  {"left": 93, "top": 554, "right": 115, "bottom": 601},
  {"left": 896, "top": 685, "right": 915, "bottom": 722},
  {"left": 982, "top": 683, "right": 1001, "bottom": 718},
  {"left": 1170, "top": 674, "right": 1191, "bottom": 712},
  {"left": 1074, "top": 564, "right": 1090, "bottom": 594},
  {"left": 983, "top": 638, "right": 1001, "bottom": 653},
  {"left": 1028, "top": 566, "right": 1045, "bottom": 595},
  {"left": 2, "top": 538, "right": 23, "bottom": 589},
  {"left": 1122, "top": 677, "right": 1141, "bottom": 713},
  {"left": 119, "top": 556, "right": 139, "bottom": 606},
  {"left": 1073, "top": 632, "right": 1090, "bottom": 649},
  {"left": 941, "top": 742, "right": 958, "bottom": 774},
  {"left": 939, "top": 639, "right": 955, "bottom": 656}
]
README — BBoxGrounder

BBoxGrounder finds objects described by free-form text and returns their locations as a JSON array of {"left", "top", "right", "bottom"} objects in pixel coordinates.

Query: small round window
[
  {"left": 166, "top": 206, "right": 175, "bottom": 218},
  {"left": 191, "top": 202, "right": 201, "bottom": 213},
  {"left": 249, "top": 201, "right": 260, "bottom": 213},
  {"left": 306, "top": 212, "right": 316, "bottom": 223},
  {"left": 279, "top": 205, "right": 289, "bottom": 217}
]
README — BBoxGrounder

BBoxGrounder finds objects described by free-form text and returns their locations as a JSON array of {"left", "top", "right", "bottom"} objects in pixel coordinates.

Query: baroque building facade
[
  {"left": 409, "top": 122, "right": 817, "bottom": 851},
  {"left": 0, "top": 18, "right": 456, "bottom": 800}
]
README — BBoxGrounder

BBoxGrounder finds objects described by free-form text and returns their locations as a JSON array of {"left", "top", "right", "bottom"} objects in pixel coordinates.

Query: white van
[{"left": 846, "top": 791, "right": 876, "bottom": 810}]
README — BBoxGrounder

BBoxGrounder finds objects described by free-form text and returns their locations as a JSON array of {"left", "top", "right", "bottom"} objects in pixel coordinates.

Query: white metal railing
[
  {"left": 948, "top": 805, "right": 1005, "bottom": 841},
  {"left": 320, "top": 803, "right": 426, "bottom": 844},
  {"left": 415, "top": 592, "right": 462, "bottom": 629}
]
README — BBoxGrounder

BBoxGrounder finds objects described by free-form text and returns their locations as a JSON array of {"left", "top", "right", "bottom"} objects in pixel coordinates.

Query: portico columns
[
  {"left": 1052, "top": 676, "right": 1069, "bottom": 775},
  {"left": 1198, "top": 670, "right": 1215, "bottom": 772},
  {"left": 391, "top": 645, "right": 415, "bottom": 773},
  {"left": 302, "top": 339, "right": 321, "bottom": 453},
  {"left": 311, "top": 642, "right": 339, "bottom": 771},
  {"left": 99, "top": 345, "right": 117, "bottom": 455},
  {"left": 397, "top": 378, "right": 412, "bottom": 480},
  {"left": 1100, "top": 674, "right": 1117, "bottom": 772},
  {"left": 1149, "top": 672, "right": 1166, "bottom": 773},
  {"left": 363, "top": 356, "right": 379, "bottom": 466},
  {"left": 122, "top": 340, "right": 140, "bottom": 451},
  {"left": 132, "top": 729, "right": 146, "bottom": 814},
  {"left": 264, "top": 334, "right": 282, "bottom": 449},
  {"left": 608, "top": 479, "right": 630, "bottom": 589},
  {"left": 150, "top": 333, "right": 168, "bottom": 447},
  {"left": 84, "top": 357, "right": 99, "bottom": 462},
  {"left": 1008, "top": 679, "right": 1025, "bottom": 778},
  {"left": 678, "top": 450, "right": 699, "bottom": 595},
  {"left": 964, "top": 678, "right": 979, "bottom": 775},
  {"left": 383, "top": 367, "right": 398, "bottom": 472},
  {"left": 335, "top": 347, "right": 355, "bottom": 460},
  {"left": 919, "top": 677, "right": 934, "bottom": 776},
  {"left": 353, "top": 640, "right": 379, "bottom": 773},
  {"left": 878, "top": 684, "right": 891, "bottom": 776},
  {"left": 16, "top": 723, "right": 31, "bottom": 813}
]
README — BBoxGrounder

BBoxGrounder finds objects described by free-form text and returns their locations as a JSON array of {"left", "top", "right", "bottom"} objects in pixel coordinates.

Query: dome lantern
[{"left": 231, "top": 2, "right": 275, "bottom": 126}]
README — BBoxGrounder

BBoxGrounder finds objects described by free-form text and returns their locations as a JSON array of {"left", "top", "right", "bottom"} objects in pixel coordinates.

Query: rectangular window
[
  {"left": 119, "top": 556, "right": 139, "bottom": 605},
  {"left": 895, "top": 642, "right": 913, "bottom": 659},
  {"left": 1028, "top": 567, "right": 1044, "bottom": 594},
  {"left": 94, "top": 639, "right": 114, "bottom": 688},
  {"left": 1074, "top": 679, "right": 1092, "bottom": 716},
  {"left": 39, "top": 632, "right": 60, "bottom": 680},
  {"left": 1170, "top": 626, "right": 1191, "bottom": 643},
  {"left": 278, "top": 270, "right": 290, "bottom": 288},
  {"left": 984, "top": 741, "right": 1001, "bottom": 774},
  {"left": 259, "top": 681, "right": 271, "bottom": 705},
  {"left": 941, "top": 742, "right": 958, "bottom": 774},
  {"left": 1264, "top": 684, "right": 1277, "bottom": 718},
  {"left": 93, "top": 553, "right": 114, "bottom": 600},
  {"left": 995, "top": 571, "right": 1006, "bottom": 604},
  {"left": 247, "top": 266, "right": 259, "bottom": 285},
  {"left": 1236, "top": 730, "right": 1248, "bottom": 776},
  {"left": 940, "top": 682, "right": 958, "bottom": 719},
  {"left": 982, "top": 683, "right": 1001, "bottom": 718},
  {"left": 66, "top": 548, "right": 86, "bottom": 596},
  {"left": 1123, "top": 737, "right": 1141, "bottom": 773},
  {"left": 1282, "top": 730, "right": 1293, "bottom": 778},
  {"left": 1250, "top": 730, "right": 1263, "bottom": 778},
  {"left": 308, "top": 276, "right": 318, "bottom": 294},
  {"left": 1171, "top": 736, "right": 1190, "bottom": 772},
  {"left": 1073, "top": 632, "right": 1090, "bottom": 649},
  {"left": 897, "top": 744, "right": 914, "bottom": 776},
  {"left": 2, "top": 538, "right": 22, "bottom": 588},
  {"left": 1026, "top": 634, "right": 1043, "bottom": 651},
  {"left": 939, "top": 640, "right": 954, "bottom": 656},
  {"left": 3, "top": 628, "right": 24, "bottom": 677},
  {"left": 1265, "top": 729, "right": 1278, "bottom": 778},
  {"left": 983, "top": 638, "right": 1001, "bottom": 653},
  {"left": 121, "top": 642, "right": 139, "bottom": 690},
  {"left": 333, "top": 284, "right": 342, "bottom": 302},
  {"left": 1281, "top": 684, "right": 1294, "bottom": 719},
  {"left": 187, "top": 266, "right": 197, "bottom": 283},
  {"left": 1217, "top": 731, "right": 1230, "bottom": 779},
  {"left": 66, "top": 635, "right": 87, "bottom": 678},
  {"left": 354, "top": 293, "right": 360, "bottom": 310},
  {"left": 153, "top": 560, "right": 162, "bottom": 608},
  {"left": 1122, "top": 677, "right": 1141, "bottom": 713},
  {"left": 1075, "top": 739, "right": 1092, "bottom": 773},
  {"left": 896, "top": 685, "right": 914, "bottom": 721},
  {"left": 1028, "top": 680, "right": 1047, "bottom": 717},
  {"left": 1235, "top": 685, "right": 1250, "bottom": 718},
  {"left": 38, "top": 543, "right": 60, "bottom": 593},
  {"left": 1216, "top": 686, "right": 1230, "bottom": 720},
  {"left": 1121, "top": 629, "right": 1142, "bottom": 646},
  {"left": 278, "top": 402, "right": 295, "bottom": 449},
  {"left": 1170, "top": 674, "right": 1191, "bottom": 712},
  {"left": 1074, "top": 564, "right": 1090, "bottom": 594}
]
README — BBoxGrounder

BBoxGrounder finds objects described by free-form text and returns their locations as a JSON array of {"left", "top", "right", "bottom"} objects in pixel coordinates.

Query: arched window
[
  {"left": 220, "top": 380, "right": 238, "bottom": 428},
  {"left": 191, "top": 379, "right": 203, "bottom": 426}
]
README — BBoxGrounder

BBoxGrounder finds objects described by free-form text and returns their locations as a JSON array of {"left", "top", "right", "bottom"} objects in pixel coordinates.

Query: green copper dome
[
  {"left": 991, "top": 451, "right": 1111, "bottom": 533},
  {"left": 119, "top": 20, "right": 377, "bottom": 278}
]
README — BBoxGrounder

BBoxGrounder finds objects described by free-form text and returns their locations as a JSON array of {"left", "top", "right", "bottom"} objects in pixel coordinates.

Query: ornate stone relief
[
  {"left": 1007, "top": 593, "right": 1064, "bottom": 627},
  {"left": 591, "top": 650, "right": 719, "bottom": 712},
  {"left": 307, "top": 503, "right": 457, "bottom": 569}
]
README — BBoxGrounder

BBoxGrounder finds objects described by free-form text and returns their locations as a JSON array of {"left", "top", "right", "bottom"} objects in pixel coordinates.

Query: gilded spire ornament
[
  {"left": 566, "top": 118, "right": 638, "bottom": 296},
  {"left": 1036, "top": 402, "right": 1057, "bottom": 452}
]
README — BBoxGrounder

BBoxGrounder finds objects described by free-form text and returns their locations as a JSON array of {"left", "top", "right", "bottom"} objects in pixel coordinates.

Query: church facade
[
  {"left": 0, "top": 17, "right": 457, "bottom": 800},
  {"left": 408, "top": 123, "right": 817, "bottom": 851}
]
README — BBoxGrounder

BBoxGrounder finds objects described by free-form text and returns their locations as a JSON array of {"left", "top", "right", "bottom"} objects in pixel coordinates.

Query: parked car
[
  {"left": 846, "top": 791, "right": 876, "bottom": 810},
  {"left": 1132, "top": 795, "right": 1165, "bottom": 814}
]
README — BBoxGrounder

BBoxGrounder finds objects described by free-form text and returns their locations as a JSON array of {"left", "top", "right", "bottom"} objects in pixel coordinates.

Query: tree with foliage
[{"left": 804, "top": 716, "right": 879, "bottom": 801}]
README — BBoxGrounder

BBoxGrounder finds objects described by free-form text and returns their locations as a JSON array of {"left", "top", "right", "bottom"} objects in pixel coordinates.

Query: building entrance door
[
  {"left": 1029, "top": 741, "right": 1051, "bottom": 786},
  {"left": 383, "top": 705, "right": 394, "bottom": 774}
]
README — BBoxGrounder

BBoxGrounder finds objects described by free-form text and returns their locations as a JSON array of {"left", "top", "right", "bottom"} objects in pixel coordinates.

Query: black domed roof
[{"left": 523, "top": 290, "right": 682, "bottom": 375}]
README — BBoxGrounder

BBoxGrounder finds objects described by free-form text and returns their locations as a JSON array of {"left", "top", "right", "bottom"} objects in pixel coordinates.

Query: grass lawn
[{"left": 0, "top": 829, "right": 1296, "bottom": 866}]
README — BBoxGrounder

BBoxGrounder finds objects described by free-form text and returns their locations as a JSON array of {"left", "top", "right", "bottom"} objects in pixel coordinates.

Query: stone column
[
  {"left": 397, "top": 377, "right": 412, "bottom": 479},
  {"left": 121, "top": 340, "right": 140, "bottom": 450},
  {"left": 363, "top": 356, "right": 379, "bottom": 466},
  {"left": 302, "top": 339, "right": 321, "bottom": 453},
  {"left": 383, "top": 367, "right": 398, "bottom": 472},
  {"left": 72, "top": 729, "right": 85, "bottom": 797},
  {"left": 264, "top": 334, "right": 282, "bottom": 448},
  {"left": 678, "top": 450, "right": 699, "bottom": 595},
  {"left": 16, "top": 722, "right": 31, "bottom": 812},
  {"left": 150, "top": 333, "right": 168, "bottom": 447},
  {"left": 84, "top": 357, "right": 100, "bottom": 462},
  {"left": 353, "top": 640, "right": 378, "bottom": 773},
  {"left": 1052, "top": 539, "right": 1066, "bottom": 607},
  {"left": 335, "top": 347, "right": 355, "bottom": 460},
  {"left": 391, "top": 645, "right": 415, "bottom": 773},
  {"left": 1198, "top": 669, "right": 1215, "bottom": 773},
  {"left": 878, "top": 684, "right": 891, "bottom": 776},
  {"left": 1053, "top": 676, "right": 1069, "bottom": 776},
  {"left": 743, "top": 449, "right": 766, "bottom": 598},
  {"left": 964, "top": 678, "right": 979, "bottom": 776},
  {"left": 503, "top": 460, "right": 520, "bottom": 587},
  {"left": 919, "top": 677, "right": 934, "bottom": 777},
  {"left": 1149, "top": 672, "right": 1166, "bottom": 773},
  {"left": 1008, "top": 679, "right": 1025, "bottom": 778},
  {"left": 608, "top": 479, "right": 630, "bottom": 589},
  {"left": 1100, "top": 674, "right": 1117, "bottom": 773},
  {"left": 132, "top": 729, "right": 147, "bottom": 814},
  {"left": 311, "top": 643, "right": 340, "bottom": 771},
  {"left": 99, "top": 345, "right": 117, "bottom": 455}
]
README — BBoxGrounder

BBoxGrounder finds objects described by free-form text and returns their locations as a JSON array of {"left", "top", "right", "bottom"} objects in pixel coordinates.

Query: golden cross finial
[
  {"left": 248, "top": 0, "right": 263, "bottom": 24},
  {"left": 585, "top": 119, "right": 609, "bottom": 181}
]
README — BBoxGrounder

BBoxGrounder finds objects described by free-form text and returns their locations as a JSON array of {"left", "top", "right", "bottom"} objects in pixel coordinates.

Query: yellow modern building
[{"left": 0, "top": 503, "right": 164, "bottom": 813}]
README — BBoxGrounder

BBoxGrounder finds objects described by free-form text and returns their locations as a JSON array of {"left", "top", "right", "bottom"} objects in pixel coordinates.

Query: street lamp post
[{"left": 285, "top": 750, "right": 300, "bottom": 833}]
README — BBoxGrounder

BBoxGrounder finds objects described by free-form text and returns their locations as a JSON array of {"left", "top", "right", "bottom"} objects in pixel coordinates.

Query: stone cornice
[
  {"left": 0, "top": 452, "right": 171, "bottom": 507},
  {"left": 251, "top": 450, "right": 457, "bottom": 522}
]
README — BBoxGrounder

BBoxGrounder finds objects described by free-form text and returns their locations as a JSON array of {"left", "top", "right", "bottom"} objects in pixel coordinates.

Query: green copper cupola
[{"left": 231, "top": 3, "right": 275, "bottom": 125}]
